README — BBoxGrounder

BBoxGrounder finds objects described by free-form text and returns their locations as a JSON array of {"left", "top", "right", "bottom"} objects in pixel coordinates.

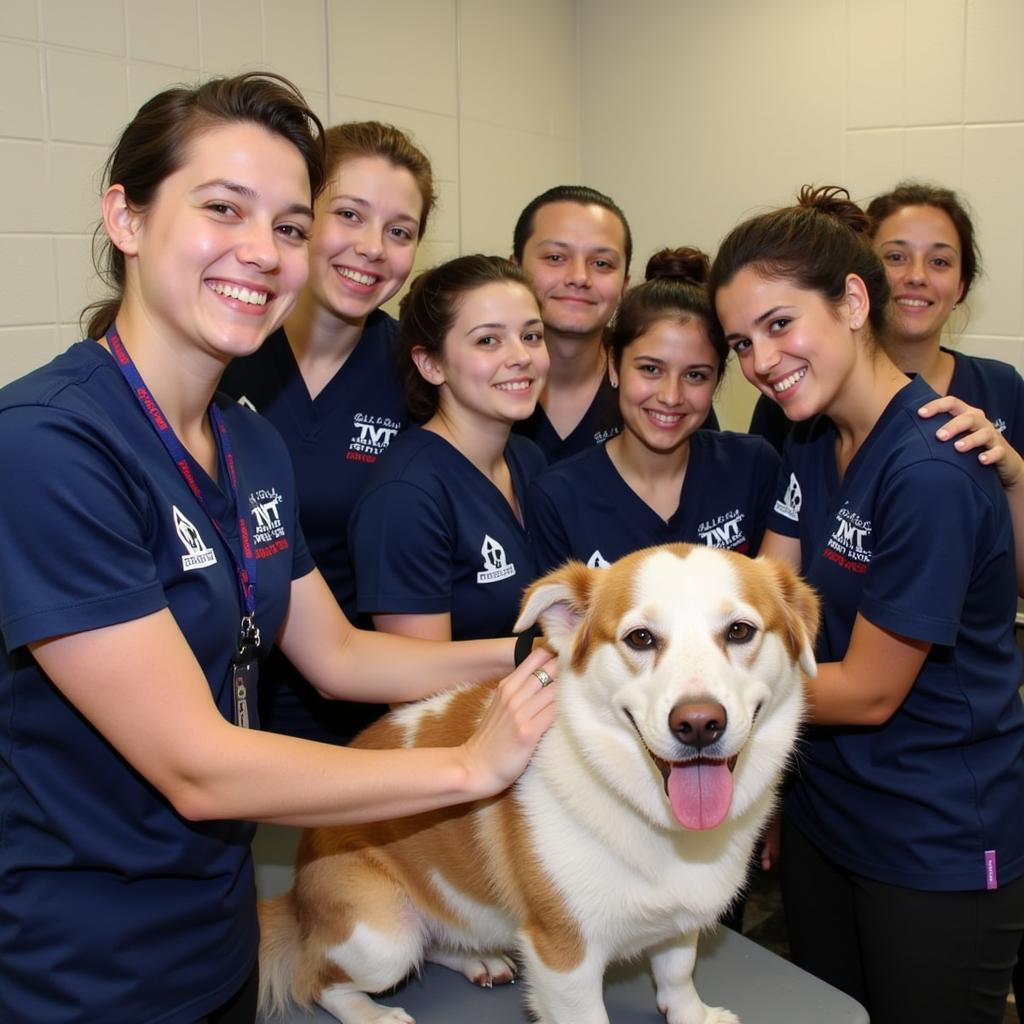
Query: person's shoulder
[
  {"left": 0, "top": 340, "right": 110, "bottom": 412},
  {"left": 950, "top": 348, "right": 1022, "bottom": 385},
  {"left": 218, "top": 328, "right": 290, "bottom": 401},
  {"left": 531, "top": 443, "right": 605, "bottom": 492},
  {"left": 364, "top": 307, "right": 399, "bottom": 343},
  {"left": 698, "top": 428, "right": 778, "bottom": 458}
]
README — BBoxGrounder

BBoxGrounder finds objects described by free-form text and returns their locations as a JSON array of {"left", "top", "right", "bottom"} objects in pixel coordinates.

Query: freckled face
[{"left": 610, "top": 317, "right": 718, "bottom": 453}]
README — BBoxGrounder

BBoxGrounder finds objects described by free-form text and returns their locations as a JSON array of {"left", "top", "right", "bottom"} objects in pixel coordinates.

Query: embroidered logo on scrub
[
  {"left": 174, "top": 505, "right": 217, "bottom": 570},
  {"left": 249, "top": 488, "right": 289, "bottom": 559},
  {"left": 477, "top": 535, "right": 516, "bottom": 584},
  {"left": 347, "top": 413, "right": 401, "bottom": 464},
  {"left": 697, "top": 509, "right": 749, "bottom": 552},
  {"left": 774, "top": 473, "right": 802, "bottom": 521},
  {"left": 822, "top": 505, "right": 872, "bottom": 574}
]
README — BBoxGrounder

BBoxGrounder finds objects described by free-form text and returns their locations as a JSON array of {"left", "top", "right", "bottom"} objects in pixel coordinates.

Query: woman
[
  {"left": 710, "top": 185, "right": 1024, "bottom": 1024},
  {"left": 0, "top": 74, "right": 555, "bottom": 1024},
  {"left": 749, "top": 182, "right": 1024, "bottom": 462},
  {"left": 527, "top": 247, "right": 779, "bottom": 574},
  {"left": 349, "top": 255, "right": 549, "bottom": 641},
  {"left": 219, "top": 121, "right": 432, "bottom": 742}
]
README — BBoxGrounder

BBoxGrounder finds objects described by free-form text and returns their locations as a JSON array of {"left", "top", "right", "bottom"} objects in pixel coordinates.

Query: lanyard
[{"left": 104, "top": 327, "right": 260, "bottom": 725}]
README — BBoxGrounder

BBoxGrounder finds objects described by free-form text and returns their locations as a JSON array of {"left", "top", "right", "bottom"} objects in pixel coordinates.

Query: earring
[{"left": 610, "top": 379, "right": 618, "bottom": 389}]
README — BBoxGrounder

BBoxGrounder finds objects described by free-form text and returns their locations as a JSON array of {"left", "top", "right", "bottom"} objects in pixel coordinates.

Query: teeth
[
  {"left": 647, "top": 410, "right": 683, "bottom": 424},
  {"left": 496, "top": 380, "right": 531, "bottom": 392},
  {"left": 772, "top": 367, "right": 806, "bottom": 394},
  {"left": 210, "top": 282, "right": 268, "bottom": 306},
  {"left": 896, "top": 298, "right": 930, "bottom": 307},
  {"left": 337, "top": 267, "right": 377, "bottom": 286}
]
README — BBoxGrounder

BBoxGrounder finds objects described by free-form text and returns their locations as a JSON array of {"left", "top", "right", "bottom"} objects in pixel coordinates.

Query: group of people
[{"left": 0, "top": 71, "right": 1022, "bottom": 1024}]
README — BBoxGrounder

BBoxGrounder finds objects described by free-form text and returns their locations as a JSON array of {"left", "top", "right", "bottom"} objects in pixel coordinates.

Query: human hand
[
  {"left": 920, "top": 394, "right": 1024, "bottom": 489},
  {"left": 459, "top": 648, "right": 557, "bottom": 800}
]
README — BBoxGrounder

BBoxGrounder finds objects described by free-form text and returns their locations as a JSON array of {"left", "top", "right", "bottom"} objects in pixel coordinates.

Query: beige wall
[
  {"left": 580, "top": 0, "right": 1024, "bottom": 429},
  {"left": 0, "top": 0, "right": 578, "bottom": 386},
  {"left": 3, "top": 0, "right": 1023, "bottom": 420}
]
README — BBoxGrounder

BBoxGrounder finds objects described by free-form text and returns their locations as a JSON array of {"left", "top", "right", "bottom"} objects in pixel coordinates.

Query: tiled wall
[
  {"left": 0, "top": 0, "right": 579, "bottom": 386},
  {"left": 580, "top": 0, "right": 1024, "bottom": 430}
]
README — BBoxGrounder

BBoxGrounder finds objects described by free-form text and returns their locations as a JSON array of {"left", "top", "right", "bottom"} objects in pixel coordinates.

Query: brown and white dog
[{"left": 259, "top": 544, "right": 818, "bottom": 1024}]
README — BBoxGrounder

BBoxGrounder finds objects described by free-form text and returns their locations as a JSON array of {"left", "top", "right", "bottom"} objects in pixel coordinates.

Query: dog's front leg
[
  {"left": 648, "top": 933, "right": 740, "bottom": 1024},
  {"left": 518, "top": 933, "right": 610, "bottom": 1024}
]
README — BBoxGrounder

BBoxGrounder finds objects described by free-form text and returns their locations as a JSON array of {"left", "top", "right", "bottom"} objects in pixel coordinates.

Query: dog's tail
[{"left": 258, "top": 892, "right": 303, "bottom": 1018}]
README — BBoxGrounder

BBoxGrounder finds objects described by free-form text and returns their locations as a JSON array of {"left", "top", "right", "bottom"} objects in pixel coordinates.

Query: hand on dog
[
  {"left": 459, "top": 648, "right": 557, "bottom": 799},
  {"left": 920, "top": 394, "right": 1024, "bottom": 489}
]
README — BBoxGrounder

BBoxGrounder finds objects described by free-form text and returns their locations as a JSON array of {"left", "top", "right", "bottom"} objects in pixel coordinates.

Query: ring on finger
[{"left": 532, "top": 668, "right": 553, "bottom": 688}]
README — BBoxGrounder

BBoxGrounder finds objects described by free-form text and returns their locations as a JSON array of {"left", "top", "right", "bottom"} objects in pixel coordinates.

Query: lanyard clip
[{"left": 234, "top": 615, "right": 261, "bottom": 663}]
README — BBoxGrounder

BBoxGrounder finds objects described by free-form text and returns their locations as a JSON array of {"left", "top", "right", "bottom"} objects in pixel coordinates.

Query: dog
[{"left": 259, "top": 543, "right": 819, "bottom": 1024}]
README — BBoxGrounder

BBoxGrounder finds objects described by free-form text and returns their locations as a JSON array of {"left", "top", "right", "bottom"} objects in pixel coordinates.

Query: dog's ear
[
  {"left": 515, "top": 561, "right": 597, "bottom": 651},
  {"left": 759, "top": 557, "right": 820, "bottom": 677}
]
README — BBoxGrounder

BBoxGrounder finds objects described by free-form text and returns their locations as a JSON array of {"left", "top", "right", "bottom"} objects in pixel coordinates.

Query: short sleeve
[
  {"left": 859, "top": 459, "right": 999, "bottom": 645},
  {"left": 0, "top": 406, "right": 167, "bottom": 649},
  {"left": 765, "top": 443, "right": 803, "bottom": 539},
  {"left": 526, "top": 477, "right": 574, "bottom": 577},
  {"left": 348, "top": 480, "right": 456, "bottom": 615}
]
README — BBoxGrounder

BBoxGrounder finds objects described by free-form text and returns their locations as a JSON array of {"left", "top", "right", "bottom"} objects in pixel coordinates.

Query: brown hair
[
  {"left": 398, "top": 255, "right": 535, "bottom": 422},
  {"left": 866, "top": 180, "right": 980, "bottom": 303},
  {"left": 84, "top": 72, "right": 324, "bottom": 340},
  {"left": 323, "top": 121, "right": 436, "bottom": 236},
  {"left": 608, "top": 247, "right": 726, "bottom": 382},
  {"left": 708, "top": 185, "right": 890, "bottom": 340}
]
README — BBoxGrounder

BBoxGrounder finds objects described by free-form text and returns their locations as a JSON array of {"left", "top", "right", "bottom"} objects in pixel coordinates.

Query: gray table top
[{"left": 257, "top": 926, "right": 868, "bottom": 1024}]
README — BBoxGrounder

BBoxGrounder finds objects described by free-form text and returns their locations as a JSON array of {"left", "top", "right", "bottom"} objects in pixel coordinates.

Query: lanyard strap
[{"left": 104, "top": 327, "right": 258, "bottom": 629}]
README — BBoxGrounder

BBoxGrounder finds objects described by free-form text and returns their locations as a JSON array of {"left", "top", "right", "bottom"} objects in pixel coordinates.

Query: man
[{"left": 513, "top": 185, "right": 716, "bottom": 463}]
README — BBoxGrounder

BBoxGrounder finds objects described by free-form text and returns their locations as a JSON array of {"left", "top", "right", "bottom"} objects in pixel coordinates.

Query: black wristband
[{"left": 514, "top": 627, "right": 539, "bottom": 667}]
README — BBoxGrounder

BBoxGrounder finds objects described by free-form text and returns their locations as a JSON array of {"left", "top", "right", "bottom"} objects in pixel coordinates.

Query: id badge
[
  {"left": 231, "top": 655, "right": 258, "bottom": 729},
  {"left": 231, "top": 615, "right": 261, "bottom": 729}
]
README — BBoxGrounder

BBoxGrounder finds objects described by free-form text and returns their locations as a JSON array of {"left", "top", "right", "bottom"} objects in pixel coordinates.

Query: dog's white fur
[{"left": 259, "top": 544, "right": 819, "bottom": 1024}]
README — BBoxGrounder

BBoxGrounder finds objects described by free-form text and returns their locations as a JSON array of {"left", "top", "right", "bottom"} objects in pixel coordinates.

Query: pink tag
[{"left": 985, "top": 850, "right": 998, "bottom": 890}]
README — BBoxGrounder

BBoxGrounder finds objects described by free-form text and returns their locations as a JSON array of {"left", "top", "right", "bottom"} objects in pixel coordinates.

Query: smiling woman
[
  {"left": 348, "top": 254, "right": 550, "bottom": 642},
  {"left": 709, "top": 185, "right": 1024, "bottom": 1024},
  {"left": 0, "top": 75, "right": 557, "bottom": 1024}
]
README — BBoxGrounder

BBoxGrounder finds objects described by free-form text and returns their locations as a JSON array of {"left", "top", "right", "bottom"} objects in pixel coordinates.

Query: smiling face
[
  {"left": 872, "top": 204, "right": 965, "bottom": 348},
  {"left": 114, "top": 121, "right": 313, "bottom": 365},
  {"left": 307, "top": 154, "right": 424, "bottom": 325},
  {"left": 517, "top": 201, "right": 629, "bottom": 342},
  {"left": 715, "top": 267, "right": 867, "bottom": 422},
  {"left": 414, "top": 280, "right": 549, "bottom": 428},
  {"left": 610, "top": 316, "right": 719, "bottom": 455}
]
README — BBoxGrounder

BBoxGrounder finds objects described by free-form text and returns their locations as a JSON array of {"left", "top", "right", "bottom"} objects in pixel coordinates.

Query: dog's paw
[
  {"left": 428, "top": 949, "right": 517, "bottom": 986},
  {"left": 361, "top": 1008, "right": 415, "bottom": 1024},
  {"left": 664, "top": 1006, "right": 740, "bottom": 1024}
]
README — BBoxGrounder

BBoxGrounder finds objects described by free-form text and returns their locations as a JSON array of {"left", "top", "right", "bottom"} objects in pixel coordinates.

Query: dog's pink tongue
[{"left": 667, "top": 761, "right": 733, "bottom": 830}]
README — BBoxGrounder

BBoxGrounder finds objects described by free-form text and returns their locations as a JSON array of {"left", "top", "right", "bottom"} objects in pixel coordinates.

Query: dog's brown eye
[
  {"left": 624, "top": 628, "right": 657, "bottom": 650},
  {"left": 727, "top": 621, "right": 756, "bottom": 644}
]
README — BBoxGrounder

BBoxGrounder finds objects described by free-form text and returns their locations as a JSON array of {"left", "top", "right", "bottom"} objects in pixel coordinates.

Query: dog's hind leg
[
  {"left": 425, "top": 947, "right": 516, "bottom": 986},
  {"left": 649, "top": 933, "right": 740, "bottom": 1024},
  {"left": 316, "top": 919, "right": 426, "bottom": 1024}
]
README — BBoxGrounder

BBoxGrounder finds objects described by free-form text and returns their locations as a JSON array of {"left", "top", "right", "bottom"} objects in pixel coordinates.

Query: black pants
[
  {"left": 195, "top": 964, "right": 259, "bottom": 1024},
  {"left": 781, "top": 818, "right": 1024, "bottom": 1024}
]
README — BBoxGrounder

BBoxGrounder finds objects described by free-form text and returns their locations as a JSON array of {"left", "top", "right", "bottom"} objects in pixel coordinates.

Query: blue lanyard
[{"left": 104, "top": 326, "right": 260, "bottom": 649}]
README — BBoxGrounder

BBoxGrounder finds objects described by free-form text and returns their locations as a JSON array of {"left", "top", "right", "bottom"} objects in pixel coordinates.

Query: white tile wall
[
  {"left": 46, "top": 48, "right": 127, "bottom": 146},
  {"left": 964, "top": 0, "right": 1024, "bottom": 123},
  {"left": 0, "top": 236, "right": 57, "bottom": 325},
  {"left": 0, "top": 41, "right": 44, "bottom": 140},
  {"left": 198, "top": 0, "right": 263, "bottom": 74},
  {"left": 125, "top": 0, "right": 200, "bottom": 69},
  {"left": 264, "top": 0, "right": 325, "bottom": 94},
  {"left": 0, "top": 0, "right": 38, "bottom": 41},
  {"left": 41, "top": 0, "right": 125, "bottom": 56}
]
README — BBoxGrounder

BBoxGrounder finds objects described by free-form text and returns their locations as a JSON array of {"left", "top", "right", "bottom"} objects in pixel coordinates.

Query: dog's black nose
[{"left": 669, "top": 701, "right": 727, "bottom": 750}]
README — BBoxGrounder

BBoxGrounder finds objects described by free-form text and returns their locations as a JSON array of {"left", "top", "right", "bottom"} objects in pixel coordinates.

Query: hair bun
[
  {"left": 797, "top": 185, "right": 870, "bottom": 237},
  {"left": 645, "top": 246, "right": 710, "bottom": 287}
]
